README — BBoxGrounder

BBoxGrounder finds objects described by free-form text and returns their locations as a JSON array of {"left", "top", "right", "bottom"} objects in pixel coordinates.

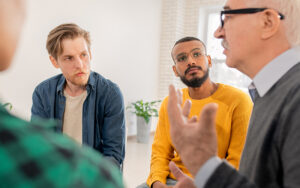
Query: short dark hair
[
  {"left": 172, "top": 36, "right": 207, "bottom": 63},
  {"left": 174, "top": 36, "right": 204, "bottom": 46}
]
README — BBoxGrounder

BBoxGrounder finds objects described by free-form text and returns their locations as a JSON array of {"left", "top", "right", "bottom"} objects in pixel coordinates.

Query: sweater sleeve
[
  {"left": 146, "top": 98, "right": 174, "bottom": 186},
  {"left": 225, "top": 93, "right": 253, "bottom": 169},
  {"left": 203, "top": 161, "right": 256, "bottom": 188}
]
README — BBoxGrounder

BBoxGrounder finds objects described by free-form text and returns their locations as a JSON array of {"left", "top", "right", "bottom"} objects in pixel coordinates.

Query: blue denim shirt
[{"left": 31, "top": 71, "right": 125, "bottom": 166}]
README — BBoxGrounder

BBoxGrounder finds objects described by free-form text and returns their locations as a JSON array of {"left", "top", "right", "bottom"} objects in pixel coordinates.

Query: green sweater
[{"left": 0, "top": 105, "right": 124, "bottom": 188}]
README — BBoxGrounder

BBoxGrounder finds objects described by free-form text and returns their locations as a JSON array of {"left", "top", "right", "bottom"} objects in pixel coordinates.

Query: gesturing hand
[
  {"left": 169, "top": 161, "right": 196, "bottom": 188},
  {"left": 167, "top": 85, "right": 218, "bottom": 176}
]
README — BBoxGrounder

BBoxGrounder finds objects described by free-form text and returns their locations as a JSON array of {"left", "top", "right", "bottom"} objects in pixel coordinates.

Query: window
[
  {"left": 206, "top": 12, "right": 225, "bottom": 60},
  {"left": 200, "top": 9, "right": 251, "bottom": 93}
]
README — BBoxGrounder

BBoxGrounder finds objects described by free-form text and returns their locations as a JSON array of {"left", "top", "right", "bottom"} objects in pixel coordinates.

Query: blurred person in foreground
[{"left": 0, "top": 0, "right": 124, "bottom": 187}]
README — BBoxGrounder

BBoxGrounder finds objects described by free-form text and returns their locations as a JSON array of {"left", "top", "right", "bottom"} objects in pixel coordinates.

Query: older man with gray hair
[{"left": 167, "top": 0, "right": 300, "bottom": 187}]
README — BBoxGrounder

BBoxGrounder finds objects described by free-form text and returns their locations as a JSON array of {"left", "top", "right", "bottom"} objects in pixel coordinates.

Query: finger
[
  {"left": 168, "top": 85, "right": 178, "bottom": 108},
  {"left": 188, "top": 115, "right": 197, "bottom": 123},
  {"left": 177, "top": 89, "right": 183, "bottom": 105},
  {"left": 169, "top": 161, "right": 186, "bottom": 181},
  {"left": 182, "top": 100, "right": 192, "bottom": 118},
  {"left": 168, "top": 85, "right": 183, "bottom": 127}
]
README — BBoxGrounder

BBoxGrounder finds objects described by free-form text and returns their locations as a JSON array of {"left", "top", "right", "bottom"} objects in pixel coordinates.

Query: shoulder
[
  {"left": 218, "top": 84, "right": 249, "bottom": 98},
  {"left": 91, "top": 72, "right": 122, "bottom": 95},
  {"left": 277, "top": 63, "right": 300, "bottom": 96},
  {"left": 34, "top": 74, "right": 64, "bottom": 92},
  {"left": 215, "top": 83, "right": 252, "bottom": 106}
]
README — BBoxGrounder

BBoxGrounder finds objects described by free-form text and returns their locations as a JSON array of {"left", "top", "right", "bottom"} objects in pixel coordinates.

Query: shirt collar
[
  {"left": 56, "top": 71, "right": 96, "bottom": 94},
  {"left": 250, "top": 46, "right": 300, "bottom": 97}
]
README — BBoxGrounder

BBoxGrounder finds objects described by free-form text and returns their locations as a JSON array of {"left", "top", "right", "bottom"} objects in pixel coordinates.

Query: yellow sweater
[{"left": 146, "top": 84, "right": 253, "bottom": 186}]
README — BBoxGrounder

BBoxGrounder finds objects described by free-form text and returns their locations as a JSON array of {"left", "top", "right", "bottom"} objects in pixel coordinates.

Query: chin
[
  {"left": 77, "top": 80, "right": 88, "bottom": 86},
  {"left": 71, "top": 77, "right": 88, "bottom": 86},
  {"left": 225, "top": 59, "right": 236, "bottom": 68}
]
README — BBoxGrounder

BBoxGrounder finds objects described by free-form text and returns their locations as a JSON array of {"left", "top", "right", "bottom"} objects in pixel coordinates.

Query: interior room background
[{"left": 0, "top": 0, "right": 250, "bottom": 136}]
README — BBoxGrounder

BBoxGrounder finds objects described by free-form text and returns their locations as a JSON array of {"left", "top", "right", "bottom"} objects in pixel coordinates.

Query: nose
[
  {"left": 187, "top": 54, "right": 196, "bottom": 66},
  {"left": 74, "top": 57, "right": 84, "bottom": 68},
  {"left": 214, "top": 26, "right": 224, "bottom": 39}
]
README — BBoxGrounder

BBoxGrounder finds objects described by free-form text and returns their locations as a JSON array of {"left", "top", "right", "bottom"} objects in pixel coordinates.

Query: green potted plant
[{"left": 127, "top": 100, "right": 160, "bottom": 143}]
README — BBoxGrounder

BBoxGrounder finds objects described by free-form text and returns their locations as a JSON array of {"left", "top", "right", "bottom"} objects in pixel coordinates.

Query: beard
[
  {"left": 180, "top": 66, "right": 209, "bottom": 88},
  {"left": 67, "top": 72, "right": 90, "bottom": 87},
  {"left": 69, "top": 78, "right": 88, "bottom": 87}
]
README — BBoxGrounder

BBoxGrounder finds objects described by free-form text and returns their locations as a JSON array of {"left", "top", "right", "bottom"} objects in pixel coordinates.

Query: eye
[
  {"left": 193, "top": 52, "right": 202, "bottom": 58},
  {"left": 64, "top": 56, "right": 73, "bottom": 61},
  {"left": 81, "top": 52, "right": 90, "bottom": 59},
  {"left": 224, "top": 15, "right": 232, "bottom": 22},
  {"left": 177, "top": 55, "right": 187, "bottom": 62}
]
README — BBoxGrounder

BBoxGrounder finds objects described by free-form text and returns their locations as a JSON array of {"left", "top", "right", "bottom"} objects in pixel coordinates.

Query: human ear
[
  {"left": 172, "top": 65, "right": 179, "bottom": 77},
  {"left": 260, "top": 9, "right": 281, "bottom": 39},
  {"left": 207, "top": 55, "right": 212, "bottom": 68},
  {"left": 49, "top": 56, "right": 59, "bottom": 68}
]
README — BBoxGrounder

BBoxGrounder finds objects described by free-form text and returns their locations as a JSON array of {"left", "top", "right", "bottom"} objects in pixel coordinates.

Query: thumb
[{"left": 169, "top": 161, "right": 185, "bottom": 181}]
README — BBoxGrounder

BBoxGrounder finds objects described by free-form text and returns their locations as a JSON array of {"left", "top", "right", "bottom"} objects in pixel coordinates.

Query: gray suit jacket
[{"left": 205, "top": 63, "right": 300, "bottom": 188}]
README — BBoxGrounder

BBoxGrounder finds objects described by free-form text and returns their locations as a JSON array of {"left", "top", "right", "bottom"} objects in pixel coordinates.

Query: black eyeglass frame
[{"left": 220, "top": 8, "right": 285, "bottom": 28}]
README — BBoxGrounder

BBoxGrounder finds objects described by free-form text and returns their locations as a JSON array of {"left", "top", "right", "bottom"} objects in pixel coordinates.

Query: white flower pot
[{"left": 136, "top": 116, "right": 152, "bottom": 143}]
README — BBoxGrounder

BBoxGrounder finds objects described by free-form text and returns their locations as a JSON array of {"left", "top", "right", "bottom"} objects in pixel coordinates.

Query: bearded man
[{"left": 139, "top": 37, "right": 252, "bottom": 188}]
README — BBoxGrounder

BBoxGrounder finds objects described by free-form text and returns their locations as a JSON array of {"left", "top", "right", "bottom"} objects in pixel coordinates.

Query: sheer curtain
[{"left": 204, "top": 12, "right": 251, "bottom": 93}]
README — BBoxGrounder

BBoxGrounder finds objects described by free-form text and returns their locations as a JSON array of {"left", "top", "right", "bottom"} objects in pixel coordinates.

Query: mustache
[
  {"left": 222, "top": 40, "right": 229, "bottom": 49},
  {"left": 185, "top": 66, "right": 202, "bottom": 75}
]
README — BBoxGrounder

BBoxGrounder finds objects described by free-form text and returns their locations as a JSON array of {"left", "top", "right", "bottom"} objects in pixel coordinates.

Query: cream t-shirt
[{"left": 62, "top": 90, "right": 87, "bottom": 145}]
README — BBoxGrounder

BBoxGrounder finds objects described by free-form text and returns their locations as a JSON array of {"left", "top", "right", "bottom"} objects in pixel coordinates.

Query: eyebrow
[
  {"left": 62, "top": 55, "right": 73, "bottom": 58},
  {"left": 191, "top": 48, "right": 202, "bottom": 52},
  {"left": 61, "top": 50, "right": 88, "bottom": 57},
  {"left": 176, "top": 53, "right": 186, "bottom": 59},
  {"left": 223, "top": 6, "right": 231, "bottom": 10}
]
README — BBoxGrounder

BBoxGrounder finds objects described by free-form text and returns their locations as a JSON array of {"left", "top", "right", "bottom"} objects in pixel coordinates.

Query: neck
[
  {"left": 64, "top": 80, "right": 86, "bottom": 97},
  {"left": 188, "top": 79, "right": 218, "bottom": 100},
  {"left": 244, "top": 40, "right": 291, "bottom": 79}
]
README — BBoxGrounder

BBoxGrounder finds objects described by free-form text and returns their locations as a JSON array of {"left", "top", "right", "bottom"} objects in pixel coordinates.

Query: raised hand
[
  {"left": 169, "top": 161, "right": 196, "bottom": 188},
  {"left": 167, "top": 85, "right": 218, "bottom": 176}
]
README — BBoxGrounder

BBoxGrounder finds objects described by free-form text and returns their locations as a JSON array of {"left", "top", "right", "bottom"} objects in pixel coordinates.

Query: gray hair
[{"left": 245, "top": 0, "right": 300, "bottom": 46}]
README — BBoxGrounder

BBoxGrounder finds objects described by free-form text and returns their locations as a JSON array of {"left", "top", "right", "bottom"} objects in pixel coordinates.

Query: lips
[
  {"left": 188, "top": 68, "right": 199, "bottom": 73},
  {"left": 185, "top": 66, "right": 202, "bottom": 75},
  {"left": 75, "top": 72, "right": 86, "bottom": 76}
]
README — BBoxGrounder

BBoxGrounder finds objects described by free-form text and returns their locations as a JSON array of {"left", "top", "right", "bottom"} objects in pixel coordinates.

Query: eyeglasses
[
  {"left": 220, "top": 8, "right": 285, "bottom": 28},
  {"left": 174, "top": 49, "right": 206, "bottom": 64}
]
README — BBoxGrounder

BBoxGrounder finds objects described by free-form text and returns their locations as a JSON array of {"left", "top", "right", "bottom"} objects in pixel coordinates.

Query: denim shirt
[{"left": 31, "top": 71, "right": 125, "bottom": 166}]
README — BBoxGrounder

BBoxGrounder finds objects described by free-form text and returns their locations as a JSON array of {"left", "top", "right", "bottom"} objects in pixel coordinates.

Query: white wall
[{"left": 0, "top": 0, "right": 161, "bottom": 135}]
